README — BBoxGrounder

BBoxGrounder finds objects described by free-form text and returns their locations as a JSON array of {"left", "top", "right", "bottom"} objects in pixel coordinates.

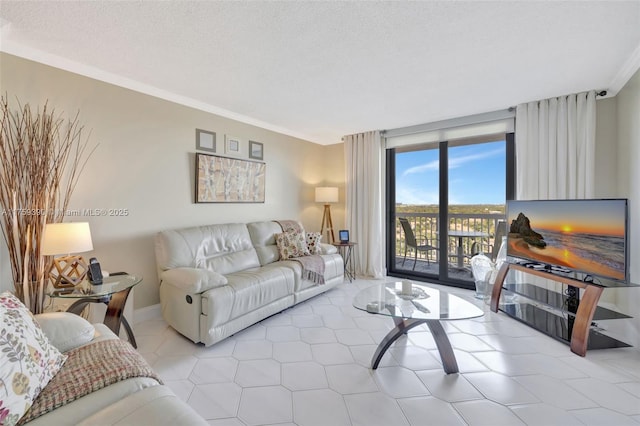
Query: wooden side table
[
  {"left": 332, "top": 242, "right": 357, "bottom": 282},
  {"left": 47, "top": 274, "right": 141, "bottom": 348}
]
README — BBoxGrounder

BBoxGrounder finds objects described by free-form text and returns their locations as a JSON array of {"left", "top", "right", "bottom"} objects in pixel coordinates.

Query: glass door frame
[{"left": 386, "top": 133, "right": 515, "bottom": 290}]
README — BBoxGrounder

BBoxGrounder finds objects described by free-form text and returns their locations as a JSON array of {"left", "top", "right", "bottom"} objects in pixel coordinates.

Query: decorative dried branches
[{"left": 0, "top": 95, "right": 95, "bottom": 313}]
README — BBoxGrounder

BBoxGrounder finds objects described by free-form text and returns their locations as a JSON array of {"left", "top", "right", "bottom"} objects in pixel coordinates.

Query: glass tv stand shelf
[{"left": 489, "top": 262, "right": 638, "bottom": 356}]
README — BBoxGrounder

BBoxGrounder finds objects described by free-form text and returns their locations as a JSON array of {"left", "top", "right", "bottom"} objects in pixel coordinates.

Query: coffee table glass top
[
  {"left": 48, "top": 274, "right": 141, "bottom": 299},
  {"left": 353, "top": 281, "right": 484, "bottom": 321}
]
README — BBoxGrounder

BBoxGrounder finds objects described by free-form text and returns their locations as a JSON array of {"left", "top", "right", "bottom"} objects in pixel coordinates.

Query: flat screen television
[{"left": 506, "top": 199, "right": 628, "bottom": 282}]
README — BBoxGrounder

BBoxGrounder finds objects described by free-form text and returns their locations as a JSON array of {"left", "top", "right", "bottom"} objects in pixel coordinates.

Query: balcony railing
[{"left": 395, "top": 212, "right": 505, "bottom": 268}]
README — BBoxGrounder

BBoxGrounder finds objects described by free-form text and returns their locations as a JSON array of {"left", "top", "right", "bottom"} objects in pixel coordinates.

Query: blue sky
[{"left": 395, "top": 140, "right": 506, "bottom": 205}]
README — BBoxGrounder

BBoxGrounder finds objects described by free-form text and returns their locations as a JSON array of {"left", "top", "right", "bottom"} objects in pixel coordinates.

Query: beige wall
[
  {"left": 594, "top": 97, "right": 618, "bottom": 197},
  {"left": 616, "top": 67, "right": 640, "bottom": 347},
  {"left": 0, "top": 53, "right": 346, "bottom": 309}
]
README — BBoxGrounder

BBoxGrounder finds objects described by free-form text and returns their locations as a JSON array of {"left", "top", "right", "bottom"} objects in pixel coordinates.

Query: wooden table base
[{"left": 67, "top": 286, "right": 137, "bottom": 348}]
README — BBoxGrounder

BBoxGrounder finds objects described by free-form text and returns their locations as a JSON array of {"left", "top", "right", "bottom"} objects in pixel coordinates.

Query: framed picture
[
  {"left": 196, "top": 129, "right": 216, "bottom": 152},
  {"left": 225, "top": 135, "right": 245, "bottom": 157},
  {"left": 196, "top": 153, "right": 266, "bottom": 203},
  {"left": 249, "top": 140, "right": 264, "bottom": 160},
  {"left": 339, "top": 230, "right": 350, "bottom": 243}
]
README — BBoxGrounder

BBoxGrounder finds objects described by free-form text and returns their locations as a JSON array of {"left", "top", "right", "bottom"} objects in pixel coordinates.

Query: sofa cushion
[
  {"left": 156, "top": 223, "right": 260, "bottom": 275},
  {"left": 201, "top": 264, "right": 295, "bottom": 326},
  {"left": 279, "top": 254, "right": 344, "bottom": 293},
  {"left": 306, "top": 232, "right": 323, "bottom": 255},
  {"left": 247, "top": 221, "right": 282, "bottom": 265},
  {"left": 275, "top": 230, "right": 310, "bottom": 259},
  {"left": 35, "top": 312, "right": 95, "bottom": 353},
  {"left": 0, "top": 292, "right": 67, "bottom": 426}
]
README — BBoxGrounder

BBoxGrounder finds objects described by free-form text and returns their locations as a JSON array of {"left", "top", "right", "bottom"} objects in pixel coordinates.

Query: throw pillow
[
  {"left": 275, "top": 229, "right": 310, "bottom": 259},
  {"left": 306, "top": 232, "right": 323, "bottom": 255},
  {"left": 0, "top": 292, "right": 67, "bottom": 426},
  {"left": 35, "top": 312, "right": 95, "bottom": 353}
]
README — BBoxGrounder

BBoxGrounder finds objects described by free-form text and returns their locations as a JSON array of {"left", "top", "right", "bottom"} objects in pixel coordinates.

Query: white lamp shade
[
  {"left": 315, "top": 187, "right": 338, "bottom": 203},
  {"left": 41, "top": 222, "right": 94, "bottom": 255}
]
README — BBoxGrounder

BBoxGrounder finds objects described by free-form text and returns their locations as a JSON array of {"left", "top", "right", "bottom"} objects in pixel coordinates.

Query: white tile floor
[{"left": 134, "top": 278, "right": 640, "bottom": 426}]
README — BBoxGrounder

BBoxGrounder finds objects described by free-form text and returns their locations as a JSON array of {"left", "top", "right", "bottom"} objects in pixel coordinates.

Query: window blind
[{"left": 384, "top": 109, "right": 515, "bottom": 149}]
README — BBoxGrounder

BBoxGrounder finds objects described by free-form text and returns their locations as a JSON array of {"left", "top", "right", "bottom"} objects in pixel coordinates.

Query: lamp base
[
  {"left": 49, "top": 255, "right": 89, "bottom": 288},
  {"left": 320, "top": 204, "right": 335, "bottom": 243}
]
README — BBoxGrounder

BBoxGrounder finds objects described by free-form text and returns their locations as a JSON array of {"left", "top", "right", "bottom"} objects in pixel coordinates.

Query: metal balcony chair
[{"left": 399, "top": 217, "right": 438, "bottom": 270}]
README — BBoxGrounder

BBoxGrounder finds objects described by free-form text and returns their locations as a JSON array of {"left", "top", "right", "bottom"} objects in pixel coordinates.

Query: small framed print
[
  {"left": 249, "top": 140, "right": 264, "bottom": 160},
  {"left": 339, "top": 229, "right": 350, "bottom": 243},
  {"left": 225, "top": 135, "right": 245, "bottom": 157},
  {"left": 196, "top": 129, "right": 216, "bottom": 152}
]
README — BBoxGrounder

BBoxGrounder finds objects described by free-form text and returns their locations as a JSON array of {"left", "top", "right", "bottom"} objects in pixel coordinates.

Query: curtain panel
[
  {"left": 515, "top": 90, "right": 596, "bottom": 200},
  {"left": 344, "top": 131, "right": 385, "bottom": 278}
]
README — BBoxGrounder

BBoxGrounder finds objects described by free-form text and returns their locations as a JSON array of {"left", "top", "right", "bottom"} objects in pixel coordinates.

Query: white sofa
[
  {"left": 26, "top": 313, "right": 207, "bottom": 426},
  {"left": 154, "top": 220, "right": 344, "bottom": 346}
]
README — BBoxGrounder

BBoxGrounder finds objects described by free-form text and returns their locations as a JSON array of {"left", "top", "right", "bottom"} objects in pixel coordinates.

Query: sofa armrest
[
  {"left": 159, "top": 267, "right": 228, "bottom": 293},
  {"left": 35, "top": 312, "right": 96, "bottom": 353},
  {"left": 319, "top": 243, "right": 338, "bottom": 255}
]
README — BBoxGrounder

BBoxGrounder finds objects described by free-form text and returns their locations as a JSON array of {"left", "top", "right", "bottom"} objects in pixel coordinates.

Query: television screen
[{"left": 506, "top": 199, "right": 628, "bottom": 281}]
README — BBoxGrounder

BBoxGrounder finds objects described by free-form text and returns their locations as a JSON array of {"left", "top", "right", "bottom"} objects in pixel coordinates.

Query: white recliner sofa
[
  {"left": 154, "top": 220, "right": 344, "bottom": 346},
  {"left": 25, "top": 313, "right": 207, "bottom": 425}
]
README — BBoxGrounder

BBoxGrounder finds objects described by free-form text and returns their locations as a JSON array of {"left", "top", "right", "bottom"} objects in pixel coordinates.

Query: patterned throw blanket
[
  {"left": 18, "top": 339, "right": 162, "bottom": 425},
  {"left": 277, "top": 220, "right": 325, "bottom": 285}
]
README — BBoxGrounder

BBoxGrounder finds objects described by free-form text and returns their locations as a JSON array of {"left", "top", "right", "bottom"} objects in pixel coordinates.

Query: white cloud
[
  {"left": 402, "top": 147, "right": 504, "bottom": 177},
  {"left": 395, "top": 187, "right": 439, "bottom": 205},
  {"left": 402, "top": 159, "right": 439, "bottom": 177}
]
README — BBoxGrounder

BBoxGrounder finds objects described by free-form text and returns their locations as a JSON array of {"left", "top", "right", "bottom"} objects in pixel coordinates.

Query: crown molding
[
  {"left": 0, "top": 40, "right": 328, "bottom": 145},
  {"left": 609, "top": 42, "right": 640, "bottom": 96}
]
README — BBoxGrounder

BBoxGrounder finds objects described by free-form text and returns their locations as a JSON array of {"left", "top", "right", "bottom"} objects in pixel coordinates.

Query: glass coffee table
[{"left": 353, "top": 281, "right": 484, "bottom": 374}]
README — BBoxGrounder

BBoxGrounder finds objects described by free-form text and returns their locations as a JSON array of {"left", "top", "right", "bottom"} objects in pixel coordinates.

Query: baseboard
[{"left": 134, "top": 303, "right": 161, "bottom": 323}]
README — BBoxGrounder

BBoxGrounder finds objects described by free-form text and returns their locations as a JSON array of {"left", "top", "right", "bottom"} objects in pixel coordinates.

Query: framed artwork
[
  {"left": 196, "top": 129, "right": 216, "bottom": 152},
  {"left": 224, "top": 135, "right": 245, "bottom": 157},
  {"left": 196, "top": 153, "right": 266, "bottom": 203},
  {"left": 249, "top": 140, "right": 264, "bottom": 160}
]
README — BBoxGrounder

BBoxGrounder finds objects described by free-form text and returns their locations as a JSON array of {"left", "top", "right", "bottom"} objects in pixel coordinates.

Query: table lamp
[
  {"left": 315, "top": 186, "right": 338, "bottom": 243},
  {"left": 41, "top": 222, "right": 94, "bottom": 288}
]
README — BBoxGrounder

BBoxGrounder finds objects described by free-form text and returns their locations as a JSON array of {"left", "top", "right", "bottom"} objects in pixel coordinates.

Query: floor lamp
[{"left": 316, "top": 186, "right": 338, "bottom": 243}]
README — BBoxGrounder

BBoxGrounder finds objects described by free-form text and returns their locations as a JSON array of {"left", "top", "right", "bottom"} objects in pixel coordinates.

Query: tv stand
[{"left": 490, "top": 262, "right": 636, "bottom": 356}]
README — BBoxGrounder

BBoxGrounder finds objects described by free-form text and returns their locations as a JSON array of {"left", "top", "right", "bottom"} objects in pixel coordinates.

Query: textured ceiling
[{"left": 1, "top": 1, "right": 639, "bottom": 145}]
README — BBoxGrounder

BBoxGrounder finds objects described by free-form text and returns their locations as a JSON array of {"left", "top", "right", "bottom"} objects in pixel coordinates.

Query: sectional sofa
[{"left": 154, "top": 220, "right": 344, "bottom": 346}]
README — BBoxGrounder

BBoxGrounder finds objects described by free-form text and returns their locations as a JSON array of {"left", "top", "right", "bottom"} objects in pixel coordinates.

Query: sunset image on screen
[{"left": 507, "top": 199, "right": 627, "bottom": 281}]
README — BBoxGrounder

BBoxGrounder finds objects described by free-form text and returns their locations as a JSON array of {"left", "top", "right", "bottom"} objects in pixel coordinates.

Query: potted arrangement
[{"left": 0, "top": 95, "right": 94, "bottom": 313}]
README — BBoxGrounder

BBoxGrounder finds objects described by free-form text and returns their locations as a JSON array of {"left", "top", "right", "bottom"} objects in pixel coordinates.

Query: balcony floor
[{"left": 392, "top": 256, "right": 475, "bottom": 282}]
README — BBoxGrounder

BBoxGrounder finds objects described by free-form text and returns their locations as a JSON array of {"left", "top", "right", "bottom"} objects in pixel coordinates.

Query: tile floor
[{"left": 134, "top": 278, "right": 640, "bottom": 426}]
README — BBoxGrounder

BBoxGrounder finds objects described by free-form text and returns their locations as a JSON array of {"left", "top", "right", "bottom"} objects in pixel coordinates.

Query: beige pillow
[
  {"left": 275, "top": 229, "right": 310, "bottom": 259},
  {"left": 35, "top": 312, "right": 96, "bottom": 353},
  {"left": 0, "top": 292, "right": 67, "bottom": 425}
]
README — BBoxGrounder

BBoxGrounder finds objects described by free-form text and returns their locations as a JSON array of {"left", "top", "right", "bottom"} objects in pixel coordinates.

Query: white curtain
[
  {"left": 515, "top": 90, "right": 596, "bottom": 199},
  {"left": 344, "top": 130, "right": 385, "bottom": 278}
]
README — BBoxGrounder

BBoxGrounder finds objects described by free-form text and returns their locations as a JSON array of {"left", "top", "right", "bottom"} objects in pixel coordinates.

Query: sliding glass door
[{"left": 387, "top": 134, "right": 514, "bottom": 289}]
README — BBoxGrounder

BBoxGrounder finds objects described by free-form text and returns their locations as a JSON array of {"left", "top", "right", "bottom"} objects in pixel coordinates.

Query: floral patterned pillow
[
  {"left": 306, "top": 232, "right": 323, "bottom": 255},
  {"left": 0, "top": 292, "right": 67, "bottom": 426},
  {"left": 275, "top": 230, "right": 310, "bottom": 259}
]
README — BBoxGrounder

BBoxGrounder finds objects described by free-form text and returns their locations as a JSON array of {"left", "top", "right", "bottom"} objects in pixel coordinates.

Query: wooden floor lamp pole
[{"left": 320, "top": 204, "right": 335, "bottom": 243}]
